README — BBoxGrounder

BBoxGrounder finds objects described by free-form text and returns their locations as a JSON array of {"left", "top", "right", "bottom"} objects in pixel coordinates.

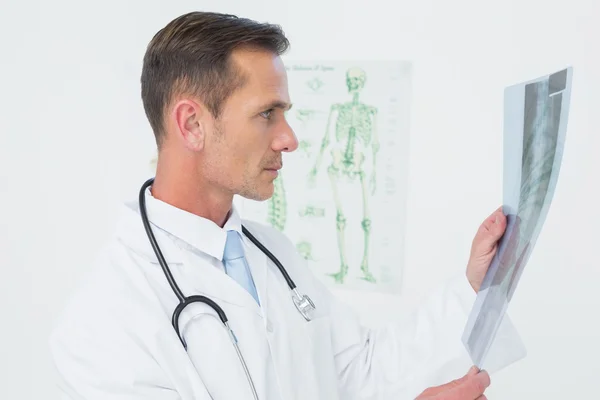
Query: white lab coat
[{"left": 49, "top": 193, "right": 486, "bottom": 400}]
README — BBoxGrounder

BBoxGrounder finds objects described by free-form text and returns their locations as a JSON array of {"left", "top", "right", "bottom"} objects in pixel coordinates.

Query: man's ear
[{"left": 172, "top": 99, "right": 208, "bottom": 151}]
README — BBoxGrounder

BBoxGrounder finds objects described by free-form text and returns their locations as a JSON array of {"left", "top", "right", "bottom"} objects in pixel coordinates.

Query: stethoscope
[{"left": 138, "top": 177, "right": 316, "bottom": 399}]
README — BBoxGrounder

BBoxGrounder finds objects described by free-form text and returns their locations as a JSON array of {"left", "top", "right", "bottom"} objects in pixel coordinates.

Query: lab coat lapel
[
  {"left": 178, "top": 249, "right": 263, "bottom": 318},
  {"left": 251, "top": 231, "right": 323, "bottom": 400}
]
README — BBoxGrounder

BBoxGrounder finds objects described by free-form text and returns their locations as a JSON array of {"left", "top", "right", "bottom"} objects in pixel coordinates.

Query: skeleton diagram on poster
[
  {"left": 149, "top": 61, "right": 412, "bottom": 294},
  {"left": 238, "top": 60, "right": 412, "bottom": 294}
]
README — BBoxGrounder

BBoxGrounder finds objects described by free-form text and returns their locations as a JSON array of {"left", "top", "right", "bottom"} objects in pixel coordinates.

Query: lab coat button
[{"left": 266, "top": 320, "right": 274, "bottom": 332}]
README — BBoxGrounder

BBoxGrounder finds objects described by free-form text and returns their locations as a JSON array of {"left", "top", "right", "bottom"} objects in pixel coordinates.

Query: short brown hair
[{"left": 140, "top": 11, "right": 290, "bottom": 146}]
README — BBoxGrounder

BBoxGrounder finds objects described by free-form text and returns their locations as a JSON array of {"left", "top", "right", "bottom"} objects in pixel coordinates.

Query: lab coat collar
[
  {"left": 139, "top": 186, "right": 242, "bottom": 262},
  {"left": 114, "top": 189, "right": 266, "bottom": 318},
  {"left": 117, "top": 187, "right": 242, "bottom": 264},
  {"left": 116, "top": 199, "right": 182, "bottom": 264}
]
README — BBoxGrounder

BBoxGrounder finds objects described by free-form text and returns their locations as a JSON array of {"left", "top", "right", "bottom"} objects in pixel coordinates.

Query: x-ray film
[{"left": 462, "top": 67, "right": 574, "bottom": 373}]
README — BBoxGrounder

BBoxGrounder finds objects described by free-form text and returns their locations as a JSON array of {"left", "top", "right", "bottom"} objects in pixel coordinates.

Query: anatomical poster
[{"left": 236, "top": 60, "right": 413, "bottom": 294}]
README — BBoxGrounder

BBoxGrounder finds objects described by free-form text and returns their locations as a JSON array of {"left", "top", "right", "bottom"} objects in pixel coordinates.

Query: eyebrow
[{"left": 260, "top": 100, "right": 293, "bottom": 111}]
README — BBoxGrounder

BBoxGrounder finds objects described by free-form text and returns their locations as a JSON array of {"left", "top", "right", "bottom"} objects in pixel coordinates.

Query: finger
[
  {"left": 467, "top": 366, "right": 480, "bottom": 376},
  {"left": 444, "top": 371, "right": 490, "bottom": 399},
  {"left": 476, "top": 396, "right": 488, "bottom": 400},
  {"left": 481, "top": 207, "right": 506, "bottom": 232},
  {"left": 429, "top": 371, "right": 490, "bottom": 399},
  {"left": 418, "top": 367, "right": 479, "bottom": 397},
  {"left": 474, "top": 207, "right": 507, "bottom": 250}
]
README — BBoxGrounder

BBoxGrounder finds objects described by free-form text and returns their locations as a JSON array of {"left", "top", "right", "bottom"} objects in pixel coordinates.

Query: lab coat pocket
[{"left": 304, "top": 317, "right": 340, "bottom": 400}]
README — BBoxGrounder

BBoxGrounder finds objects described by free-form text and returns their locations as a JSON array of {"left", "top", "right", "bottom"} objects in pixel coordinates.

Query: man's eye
[{"left": 260, "top": 110, "right": 273, "bottom": 119}]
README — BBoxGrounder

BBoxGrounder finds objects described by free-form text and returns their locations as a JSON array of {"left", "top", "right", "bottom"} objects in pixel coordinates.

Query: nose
[{"left": 274, "top": 121, "right": 298, "bottom": 153}]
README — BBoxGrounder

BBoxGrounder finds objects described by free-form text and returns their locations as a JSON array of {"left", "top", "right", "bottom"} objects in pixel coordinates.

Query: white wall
[{"left": 1, "top": 0, "right": 598, "bottom": 398}]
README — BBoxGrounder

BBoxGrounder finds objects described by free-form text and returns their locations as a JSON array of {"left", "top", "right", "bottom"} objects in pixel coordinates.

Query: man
[{"left": 49, "top": 11, "right": 508, "bottom": 399}]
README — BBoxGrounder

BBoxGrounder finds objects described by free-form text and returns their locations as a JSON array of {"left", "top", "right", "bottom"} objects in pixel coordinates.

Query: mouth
[{"left": 263, "top": 165, "right": 281, "bottom": 178}]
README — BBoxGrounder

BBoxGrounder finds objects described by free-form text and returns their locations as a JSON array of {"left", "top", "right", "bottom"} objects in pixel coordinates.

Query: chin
[
  {"left": 241, "top": 192, "right": 273, "bottom": 202},
  {"left": 239, "top": 183, "right": 274, "bottom": 202},
  {"left": 256, "top": 186, "right": 275, "bottom": 201}
]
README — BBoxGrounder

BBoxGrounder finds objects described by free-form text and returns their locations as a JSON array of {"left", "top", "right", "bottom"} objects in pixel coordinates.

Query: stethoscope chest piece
[{"left": 292, "top": 288, "right": 316, "bottom": 321}]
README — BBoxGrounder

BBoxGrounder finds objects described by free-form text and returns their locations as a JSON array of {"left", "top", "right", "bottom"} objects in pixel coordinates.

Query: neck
[{"left": 151, "top": 152, "right": 233, "bottom": 228}]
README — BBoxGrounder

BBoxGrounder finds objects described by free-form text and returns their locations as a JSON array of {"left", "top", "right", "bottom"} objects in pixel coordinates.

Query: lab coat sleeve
[{"left": 323, "top": 273, "right": 480, "bottom": 399}]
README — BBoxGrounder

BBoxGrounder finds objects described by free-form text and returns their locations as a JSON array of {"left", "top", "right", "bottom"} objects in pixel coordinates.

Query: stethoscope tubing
[{"left": 137, "top": 177, "right": 314, "bottom": 400}]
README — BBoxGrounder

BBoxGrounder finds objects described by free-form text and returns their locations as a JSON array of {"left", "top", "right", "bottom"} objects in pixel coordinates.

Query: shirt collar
[{"left": 142, "top": 187, "right": 242, "bottom": 261}]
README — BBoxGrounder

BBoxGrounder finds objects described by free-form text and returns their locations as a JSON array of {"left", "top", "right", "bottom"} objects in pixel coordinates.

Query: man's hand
[
  {"left": 415, "top": 367, "right": 490, "bottom": 399},
  {"left": 466, "top": 207, "right": 507, "bottom": 292}
]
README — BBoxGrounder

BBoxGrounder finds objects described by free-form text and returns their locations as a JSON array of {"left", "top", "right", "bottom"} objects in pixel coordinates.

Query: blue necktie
[{"left": 223, "top": 230, "right": 260, "bottom": 305}]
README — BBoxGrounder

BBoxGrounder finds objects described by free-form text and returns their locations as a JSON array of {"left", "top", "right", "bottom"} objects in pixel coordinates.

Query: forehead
[{"left": 229, "top": 48, "right": 291, "bottom": 106}]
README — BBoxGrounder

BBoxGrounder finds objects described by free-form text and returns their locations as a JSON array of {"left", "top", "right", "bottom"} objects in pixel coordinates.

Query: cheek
[
  {"left": 222, "top": 138, "right": 254, "bottom": 179},
  {"left": 221, "top": 119, "right": 271, "bottom": 175},
  {"left": 237, "top": 126, "right": 270, "bottom": 160}
]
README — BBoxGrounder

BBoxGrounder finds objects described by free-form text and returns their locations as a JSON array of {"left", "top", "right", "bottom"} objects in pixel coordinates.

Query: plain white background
[{"left": 1, "top": 0, "right": 598, "bottom": 398}]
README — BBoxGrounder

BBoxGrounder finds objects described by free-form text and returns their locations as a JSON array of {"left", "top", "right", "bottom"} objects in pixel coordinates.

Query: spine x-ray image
[{"left": 462, "top": 67, "right": 574, "bottom": 373}]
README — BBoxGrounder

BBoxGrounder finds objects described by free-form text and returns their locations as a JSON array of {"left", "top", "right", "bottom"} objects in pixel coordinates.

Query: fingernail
[
  {"left": 469, "top": 366, "right": 479, "bottom": 375},
  {"left": 494, "top": 216, "right": 499, "bottom": 224}
]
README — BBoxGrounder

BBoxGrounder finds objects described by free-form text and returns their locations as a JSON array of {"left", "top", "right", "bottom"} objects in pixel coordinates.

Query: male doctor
[{"left": 49, "top": 11, "right": 509, "bottom": 400}]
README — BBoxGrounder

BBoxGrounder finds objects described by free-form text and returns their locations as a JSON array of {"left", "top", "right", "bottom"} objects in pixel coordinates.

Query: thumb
[
  {"left": 474, "top": 207, "right": 507, "bottom": 252},
  {"left": 417, "top": 367, "right": 479, "bottom": 398}
]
